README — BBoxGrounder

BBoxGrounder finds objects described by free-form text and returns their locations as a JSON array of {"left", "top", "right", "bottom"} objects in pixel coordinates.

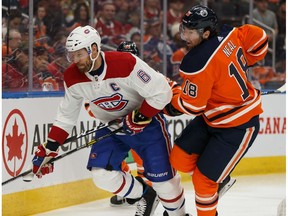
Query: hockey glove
[
  {"left": 162, "top": 78, "right": 183, "bottom": 116},
  {"left": 32, "top": 141, "right": 59, "bottom": 178},
  {"left": 122, "top": 110, "right": 152, "bottom": 135},
  {"left": 163, "top": 103, "right": 183, "bottom": 116}
]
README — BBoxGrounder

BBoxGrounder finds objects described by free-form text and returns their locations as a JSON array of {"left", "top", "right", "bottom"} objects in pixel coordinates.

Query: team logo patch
[
  {"left": 2, "top": 109, "right": 28, "bottom": 177},
  {"left": 90, "top": 153, "right": 97, "bottom": 159},
  {"left": 137, "top": 70, "right": 151, "bottom": 83},
  {"left": 92, "top": 93, "right": 128, "bottom": 111},
  {"left": 196, "top": 8, "right": 208, "bottom": 17}
]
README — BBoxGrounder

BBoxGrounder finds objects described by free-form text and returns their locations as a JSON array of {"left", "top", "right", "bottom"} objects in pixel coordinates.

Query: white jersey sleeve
[
  {"left": 128, "top": 56, "right": 172, "bottom": 115},
  {"left": 53, "top": 82, "right": 84, "bottom": 134}
]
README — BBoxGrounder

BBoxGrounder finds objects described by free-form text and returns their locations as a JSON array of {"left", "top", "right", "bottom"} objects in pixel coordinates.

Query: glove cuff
[
  {"left": 138, "top": 100, "right": 161, "bottom": 118},
  {"left": 45, "top": 140, "right": 60, "bottom": 151},
  {"left": 132, "top": 110, "right": 152, "bottom": 125}
]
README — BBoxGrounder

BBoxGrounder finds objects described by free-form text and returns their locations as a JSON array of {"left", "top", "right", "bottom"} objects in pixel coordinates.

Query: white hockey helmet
[
  {"left": 66, "top": 25, "right": 101, "bottom": 72},
  {"left": 66, "top": 25, "right": 101, "bottom": 53}
]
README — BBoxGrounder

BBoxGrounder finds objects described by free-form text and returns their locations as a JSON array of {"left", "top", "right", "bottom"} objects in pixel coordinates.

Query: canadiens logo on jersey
[{"left": 92, "top": 93, "right": 128, "bottom": 111}]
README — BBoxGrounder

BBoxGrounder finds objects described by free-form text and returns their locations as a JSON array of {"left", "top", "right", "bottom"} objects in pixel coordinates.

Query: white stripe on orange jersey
[
  {"left": 249, "top": 44, "right": 269, "bottom": 57},
  {"left": 247, "top": 29, "right": 267, "bottom": 53},
  {"left": 217, "top": 127, "right": 255, "bottom": 183},
  {"left": 206, "top": 97, "right": 261, "bottom": 126}
]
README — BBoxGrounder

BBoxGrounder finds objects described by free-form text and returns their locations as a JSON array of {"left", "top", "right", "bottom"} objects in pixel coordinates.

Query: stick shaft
[{"left": 64, "top": 121, "right": 116, "bottom": 143}]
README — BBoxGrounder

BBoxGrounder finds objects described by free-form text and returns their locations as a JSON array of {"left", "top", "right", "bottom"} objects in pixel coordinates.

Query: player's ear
[
  {"left": 91, "top": 43, "right": 98, "bottom": 57},
  {"left": 203, "top": 30, "right": 210, "bottom": 39}
]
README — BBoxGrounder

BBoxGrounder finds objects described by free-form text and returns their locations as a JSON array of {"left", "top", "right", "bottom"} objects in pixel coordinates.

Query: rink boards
[{"left": 2, "top": 94, "right": 286, "bottom": 216}]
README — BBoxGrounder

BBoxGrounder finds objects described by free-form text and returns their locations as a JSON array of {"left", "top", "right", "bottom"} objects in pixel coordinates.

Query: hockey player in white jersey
[{"left": 31, "top": 25, "right": 190, "bottom": 216}]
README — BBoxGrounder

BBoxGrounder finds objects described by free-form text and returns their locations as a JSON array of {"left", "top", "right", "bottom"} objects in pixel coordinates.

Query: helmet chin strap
[{"left": 86, "top": 51, "right": 100, "bottom": 73}]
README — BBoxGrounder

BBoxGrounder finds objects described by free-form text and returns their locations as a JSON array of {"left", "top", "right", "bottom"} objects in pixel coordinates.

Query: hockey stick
[
  {"left": 64, "top": 120, "right": 118, "bottom": 143},
  {"left": 2, "top": 127, "right": 123, "bottom": 186},
  {"left": 261, "top": 83, "right": 286, "bottom": 95}
]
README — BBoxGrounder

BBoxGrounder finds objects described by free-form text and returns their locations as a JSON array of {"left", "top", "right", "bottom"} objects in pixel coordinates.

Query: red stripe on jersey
[
  {"left": 48, "top": 126, "right": 69, "bottom": 144},
  {"left": 63, "top": 52, "right": 137, "bottom": 88},
  {"left": 159, "top": 189, "right": 184, "bottom": 203},
  {"left": 64, "top": 64, "right": 91, "bottom": 88},
  {"left": 139, "top": 100, "right": 161, "bottom": 118},
  {"left": 103, "top": 51, "right": 136, "bottom": 79},
  {"left": 113, "top": 175, "right": 126, "bottom": 194},
  {"left": 155, "top": 114, "right": 176, "bottom": 176}
]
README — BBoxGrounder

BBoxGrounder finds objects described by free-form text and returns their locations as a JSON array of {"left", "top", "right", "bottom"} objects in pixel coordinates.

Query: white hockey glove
[{"left": 32, "top": 141, "right": 59, "bottom": 178}]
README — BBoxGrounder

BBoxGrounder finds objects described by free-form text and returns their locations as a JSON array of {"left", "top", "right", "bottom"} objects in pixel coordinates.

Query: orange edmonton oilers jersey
[{"left": 171, "top": 24, "right": 268, "bottom": 128}]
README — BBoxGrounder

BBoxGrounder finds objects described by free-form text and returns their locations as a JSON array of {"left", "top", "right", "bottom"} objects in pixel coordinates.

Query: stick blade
[{"left": 277, "top": 83, "right": 286, "bottom": 93}]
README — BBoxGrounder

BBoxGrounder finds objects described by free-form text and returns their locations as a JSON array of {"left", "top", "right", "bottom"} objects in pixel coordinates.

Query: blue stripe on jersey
[{"left": 123, "top": 175, "right": 135, "bottom": 197}]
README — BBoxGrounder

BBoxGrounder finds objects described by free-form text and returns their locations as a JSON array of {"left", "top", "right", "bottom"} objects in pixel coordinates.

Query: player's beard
[{"left": 77, "top": 59, "right": 93, "bottom": 73}]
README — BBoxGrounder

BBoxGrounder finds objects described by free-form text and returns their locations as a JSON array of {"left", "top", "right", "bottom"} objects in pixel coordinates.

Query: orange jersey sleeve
[
  {"left": 172, "top": 25, "right": 268, "bottom": 128},
  {"left": 238, "top": 24, "right": 269, "bottom": 66}
]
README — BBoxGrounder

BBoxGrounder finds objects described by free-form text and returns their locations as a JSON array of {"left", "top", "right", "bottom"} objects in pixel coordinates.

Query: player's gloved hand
[
  {"left": 122, "top": 110, "right": 152, "bottom": 135},
  {"left": 32, "top": 141, "right": 59, "bottom": 178},
  {"left": 162, "top": 78, "right": 183, "bottom": 116},
  {"left": 162, "top": 103, "right": 183, "bottom": 116}
]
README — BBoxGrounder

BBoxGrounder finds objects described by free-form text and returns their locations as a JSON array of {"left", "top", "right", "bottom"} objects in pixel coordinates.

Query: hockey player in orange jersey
[{"left": 165, "top": 5, "right": 268, "bottom": 216}]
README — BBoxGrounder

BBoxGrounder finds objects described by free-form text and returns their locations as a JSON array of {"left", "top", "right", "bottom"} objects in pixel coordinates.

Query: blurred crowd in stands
[{"left": 2, "top": 0, "right": 286, "bottom": 92}]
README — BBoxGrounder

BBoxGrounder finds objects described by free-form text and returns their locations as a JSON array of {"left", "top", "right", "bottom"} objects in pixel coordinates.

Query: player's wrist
[
  {"left": 138, "top": 100, "right": 161, "bottom": 118},
  {"left": 45, "top": 140, "right": 60, "bottom": 152},
  {"left": 48, "top": 126, "right": 69, "bottom": 145}
]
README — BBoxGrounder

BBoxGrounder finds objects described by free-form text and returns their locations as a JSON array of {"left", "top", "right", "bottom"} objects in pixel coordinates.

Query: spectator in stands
[
  {"left": 33, "top": 2, "right": 53, "bottom": 52},
  {"left": 66, "top": 2, "right": 90, "bottom": 32},
  {"left": 252, "top": 66, "right": 285, "bottom": 89},
  {"left": 275, "top": 0, "right": 286, "bottom": 73},
  {"left": 4, "top": 29, "right": 22, "bottom": 52},
  {"left": 43, "top": 1, "right": 63, "bottom": 43},
  {"left": 170, "top": 23, "right": 189, "bottom": 82},
  {"left": 51, "top": 30, "right": 68, "bottom": 50},
  {"left": 143, "top": 17, "right": 177, "bottom": 78},
  {"left": 95, "top": 1, "right": 125, "bottom": 44},
  {"left": 144, "top": 0, "right": 162, "bottom": 21},
  {"left": 33, "top": 46, "right": 58, "bottom": 91},
  {"left": 47, "top": 43, "right": 70, "bottom": 91},
  {"left": 127, "top": 0, "right": 140, "bottom": 13},
  {"left": 3, "top": 47, "right": 42, "bottom": 91},
  {"left": 2, "top": 9, "right": 23, "bottom": 39},
  {"left": 253, "top": 0, "right": 278, "bottom": 38},
  {"left": 2, "top": 45, "right": 27, "bottom": 92},
  {"left": 253, "top": 0, "right": 278, "bottom": 67},
  {"left": 129, "top": 29, "right": 141, "bottom": 53},
  {"left": 123, "top": 10, "right": 141, "bottom": 36},
  {"left": 167, "top": 0, "right": 185, "bottom": 32},
  {"left": 60, "top": 2, "right": 74, "bottom": 28},
  {"left": 113, "top": 0, "right": 129, "bottom": 24},
  {"left": 212, "top": 0, "right": 242, "bottom": 27}
]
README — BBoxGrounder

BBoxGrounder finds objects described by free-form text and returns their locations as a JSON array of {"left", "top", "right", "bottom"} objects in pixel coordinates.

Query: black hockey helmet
[
  {"left": 182, "top": 5, "right": 218, "bottom": 31},
  {"left": 117, "top": 41, "right": 139, "bottom": 56}
]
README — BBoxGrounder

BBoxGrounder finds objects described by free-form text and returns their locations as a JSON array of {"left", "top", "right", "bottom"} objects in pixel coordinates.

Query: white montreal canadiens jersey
[{"left": 53, "top": 51, "right": 172, "bottom": 133}]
